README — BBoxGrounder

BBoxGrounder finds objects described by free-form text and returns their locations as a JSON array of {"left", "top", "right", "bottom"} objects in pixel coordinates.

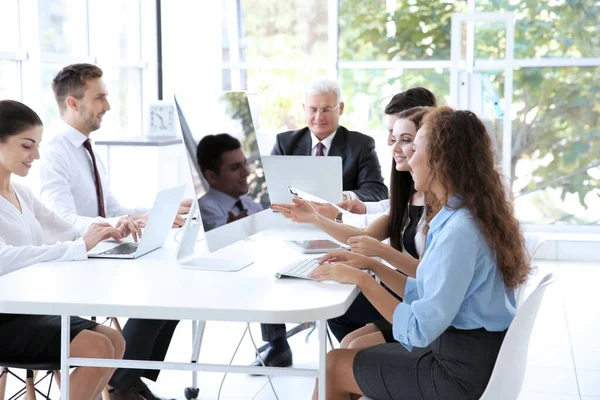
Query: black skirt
[
  {"left": 353, "top": 327, "right": 506, "bottom": 400},
  {"left": 372, "top": 318, "right": 396, "bottom": 343},
  {"left": 0, "top": 314, "right": 99, "bottom": 364}
]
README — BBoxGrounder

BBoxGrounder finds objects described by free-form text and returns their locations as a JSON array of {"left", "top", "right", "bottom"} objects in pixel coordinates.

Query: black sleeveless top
[{"left": 402, "top": 205, "right": 424, "bottom": 259}]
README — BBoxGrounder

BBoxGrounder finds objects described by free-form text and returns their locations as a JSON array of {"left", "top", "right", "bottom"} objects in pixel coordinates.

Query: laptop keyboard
[
  {"left": 100, "top": 242, "right": 139, "bottom": 256},
  {"left": 275, "top": 257, "right": 321, "bottom": 279}
]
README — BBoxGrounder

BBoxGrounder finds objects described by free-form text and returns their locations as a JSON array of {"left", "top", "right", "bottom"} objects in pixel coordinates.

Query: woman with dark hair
[
  {"left": 337, "top": 106, "right": 433, "bottom": 350},
  {"left": 0, "top": 100, "right": 126, "bottom": 400},
  {"left": 272, "top": 106, "right": 431, "bottom": 348},
  {"left": 308, "top": 106, "right": 530, "bottom": 400},
  {"left": 314, "top": 86, "right": 437, "bottom": 219}
]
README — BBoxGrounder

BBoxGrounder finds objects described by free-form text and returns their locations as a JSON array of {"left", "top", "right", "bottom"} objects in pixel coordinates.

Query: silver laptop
[
  {"left": 261, "top": 155, "right": 343, "bottom": 204},
  {"left": 88, "top": 185, "right": 186, "bottom": 259}
]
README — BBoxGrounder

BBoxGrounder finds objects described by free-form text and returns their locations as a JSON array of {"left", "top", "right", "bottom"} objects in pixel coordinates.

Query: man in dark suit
[
  {"left": 271, "top": 80, "right": 388, "bottom": 202},
  {"left": 252, "top": 78, "right": 388, "bottom": 369}
]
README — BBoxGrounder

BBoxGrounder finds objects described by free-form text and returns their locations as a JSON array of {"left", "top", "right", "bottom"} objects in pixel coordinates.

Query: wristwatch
[{"left": 334, "top": 212, "right": 343, "bottom": 223}]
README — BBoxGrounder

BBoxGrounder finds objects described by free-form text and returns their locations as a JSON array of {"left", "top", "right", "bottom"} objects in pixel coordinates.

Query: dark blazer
[{"left": 270, "top": 126, "right": 388, "bottom": 202}]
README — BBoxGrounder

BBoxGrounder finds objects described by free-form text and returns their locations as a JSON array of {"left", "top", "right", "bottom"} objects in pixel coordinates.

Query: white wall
[{"left": 161, "top": 0, "right": 222, "bottom": 101}]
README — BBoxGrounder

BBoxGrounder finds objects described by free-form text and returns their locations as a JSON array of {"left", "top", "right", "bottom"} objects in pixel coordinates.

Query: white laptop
[
  {"left": 261, "top": 155, "right": 343, "bottom": 204},
  {"left": 88, "top": 185, "right": 186, "bottom": 259}
]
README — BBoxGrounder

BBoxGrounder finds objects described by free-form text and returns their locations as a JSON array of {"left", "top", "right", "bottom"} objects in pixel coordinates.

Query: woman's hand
[
  {"left": 83, "top": 223, "right": 123, "bottom": 252},
  {"left": 337, "top": 199, "right": 366, "bottom": 214},
  {"left": 310, "top": 201, "right": 339, "bottom": 220},
  {"left": 115, "top": 216, "right": 143, "bottom": 242},
  {"left": 319, "top": 250, "right": 374, "bottom": 270},
  {"left": 308, "top": 262, "right": 368, "bottom": 285},
  {"left": 271, "top": 198, "right": 319, "bottom": 223},
  {"left": 347, "top": 235, "right": 385, "bottom": 257}
]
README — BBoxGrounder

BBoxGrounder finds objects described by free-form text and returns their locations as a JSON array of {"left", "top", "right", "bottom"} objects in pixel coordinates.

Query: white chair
[
  {"left": 516, "top": 233, "right": 546, "bottom": 307},
  {"left": 359, "top": 272, "right": 557, "bottom": 400},
  {"left": 479, "top": 272, "right": 556, "bottom": 399},
  {"left": 524, "top": 233, "right": 545, "bottom": 261}
]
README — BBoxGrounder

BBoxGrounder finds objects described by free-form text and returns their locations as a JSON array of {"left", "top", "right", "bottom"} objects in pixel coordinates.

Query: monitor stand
[{"left": 176, "top": 202, "right": 253, "bottom": 272}]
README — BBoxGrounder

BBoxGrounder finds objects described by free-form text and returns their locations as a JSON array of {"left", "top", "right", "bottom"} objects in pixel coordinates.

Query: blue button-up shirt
[{"left": 392, "top": 197, "right": 516, "bottom": 350}]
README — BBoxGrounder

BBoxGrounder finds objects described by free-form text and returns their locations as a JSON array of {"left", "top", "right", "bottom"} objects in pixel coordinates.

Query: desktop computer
[{"left": 174, "top": 92, "right": 274, "bottom": 271}]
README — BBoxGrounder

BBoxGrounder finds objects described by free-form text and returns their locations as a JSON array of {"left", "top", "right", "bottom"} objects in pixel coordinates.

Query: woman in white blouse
[{"left": 0, "top": 100, "right": 126, "bottom": 400}]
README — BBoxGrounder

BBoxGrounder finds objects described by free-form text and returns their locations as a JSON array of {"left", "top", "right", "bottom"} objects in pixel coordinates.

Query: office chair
[
  {"left": 516, "top": 233, "right": 546, "bottom": 308},
  {"left": 478, "top": 272, "right": 557, "bottom": 399},
  {"left": 0, "top": 316, "right": 121, "bottom": 400},
  {"left": 360, "top": 273, "right": 557, "bottom": 400},
  {"left": 0, "top": 363, "right": 57, "bottom": 400}
]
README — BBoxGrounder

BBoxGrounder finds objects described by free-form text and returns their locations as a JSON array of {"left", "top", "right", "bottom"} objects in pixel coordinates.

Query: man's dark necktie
[
  {"left": 315, "top": 142, "right": 325, "bottom": 156},
  {"left": 82, "top": 139, "right": 106, "bottom": 218},
  {"left": 234, "top": 199, "right": 244, "bottom": 212}
]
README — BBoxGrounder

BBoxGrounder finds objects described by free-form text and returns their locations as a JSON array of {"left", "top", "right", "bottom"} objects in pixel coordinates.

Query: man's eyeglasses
[{"left": 305, "top": 104, "right": 340, "bottom": 116}]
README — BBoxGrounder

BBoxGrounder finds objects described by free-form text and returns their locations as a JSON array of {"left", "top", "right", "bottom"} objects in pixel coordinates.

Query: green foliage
[
  {"left": 220, "top": 92, "right": 269, "bottom": 205},
  {"left": 337, "top": 0, "right": 600, "bottom": 223},
  {"left": 339, "top": 0, "right": 467, "bottom": 61},
  {"left": 237, "top": 0, "right": 600, "bottom": 223},
  {"left": 240, "top": 0, "right": 329, "bottom": 63}
]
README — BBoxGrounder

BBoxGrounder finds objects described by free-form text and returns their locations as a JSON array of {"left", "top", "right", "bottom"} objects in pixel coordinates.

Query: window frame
[
  {"left": 221, "top": 0, "right": 600, "bottom": 229},
  {"left": 0, "top": 0, "right": 158, "bottom": 135}
]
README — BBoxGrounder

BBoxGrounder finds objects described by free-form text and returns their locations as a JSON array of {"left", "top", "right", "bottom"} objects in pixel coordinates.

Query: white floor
[{"left": 2, "top": 260, "right": 599, "bottom": 399}]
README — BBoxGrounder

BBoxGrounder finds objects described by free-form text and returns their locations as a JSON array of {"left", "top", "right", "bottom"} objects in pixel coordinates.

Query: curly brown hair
[{"left": 422, "top": 106, "right": 530, "bottom": 289}]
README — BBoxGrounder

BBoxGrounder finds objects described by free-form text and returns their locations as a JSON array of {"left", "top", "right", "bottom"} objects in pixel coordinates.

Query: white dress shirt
[
  {"left": 340, "top": 199, "right": 391, "bottom": 227},
  {"left": 198, "top": 188, "right": 264, "bottom": 231},
  {"left": 310, "top": 131, "right": 336, "bottom": 156},
  {"left": 0, "top": 182, "right": 87, "bottom": 276},
  {"left": 309, "top": 130, "right": 358, "bottom": 201},
  {"left": 39, "top": 120, "right": 148, "bottom": 234},
  {"left": 366, "top": 199, "right": 391, "bottom": 214}
]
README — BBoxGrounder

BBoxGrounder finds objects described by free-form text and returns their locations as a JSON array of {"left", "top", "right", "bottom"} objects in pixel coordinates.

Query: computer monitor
[{"left": 174, "top": 92, "right": 274, "bottom": 271}]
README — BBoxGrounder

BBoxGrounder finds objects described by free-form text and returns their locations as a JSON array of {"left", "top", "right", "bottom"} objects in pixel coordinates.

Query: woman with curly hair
[{"left": 308, "top": 106, "right": 530, "bottom": 400}]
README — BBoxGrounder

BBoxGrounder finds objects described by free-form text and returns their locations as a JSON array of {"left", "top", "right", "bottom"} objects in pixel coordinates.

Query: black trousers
[
  {"left": 261, "top": 281, "right": 401, "bottom": 344},
  {"left": 109, "top": 319, "right": 179, "bottom": 390}
]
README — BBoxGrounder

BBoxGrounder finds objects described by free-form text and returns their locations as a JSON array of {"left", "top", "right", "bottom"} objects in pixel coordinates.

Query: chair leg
[
  {"left": 0, "top": 367, "right": 7, "bottom": 400},
  {"left": 25, "top": 370, "right": 36, "bottom": 400},
  {"left": 101, "top": 387, "right": 110, "bottom": 400},
  {"left": 53, "top": 370, "right": 61, "bottom": 392},
  {"left": 111, "top": 317, "right": 122, "bottom": 333}
]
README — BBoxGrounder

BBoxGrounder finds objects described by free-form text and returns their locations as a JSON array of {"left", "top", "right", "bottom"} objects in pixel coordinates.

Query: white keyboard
[{"left": 275, "top": 257, "right": 322, "bottom": 280}]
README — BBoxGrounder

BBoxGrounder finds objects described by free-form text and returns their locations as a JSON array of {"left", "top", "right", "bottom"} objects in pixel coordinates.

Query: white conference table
[{"left": 0, "top": 223, "right": 359, "bottom": 400}]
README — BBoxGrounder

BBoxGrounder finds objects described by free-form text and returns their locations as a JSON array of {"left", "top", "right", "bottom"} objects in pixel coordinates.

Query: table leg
[
  {"left": 318, "top": 319, "right": 327, "bottom": 400},
  {"left": 186, "top": 321, "right": 205, "bottom": 399},
  {"left": 191, "top": 321, "right": 197, "bottom": 388},
  {"left": 60, "top": 315, "right": 70, "bottom": 400}
]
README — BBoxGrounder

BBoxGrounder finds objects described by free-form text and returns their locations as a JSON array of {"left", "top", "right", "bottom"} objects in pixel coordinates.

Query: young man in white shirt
[{"left": 39, "top": 63, "right": 181, "bottom": 400}]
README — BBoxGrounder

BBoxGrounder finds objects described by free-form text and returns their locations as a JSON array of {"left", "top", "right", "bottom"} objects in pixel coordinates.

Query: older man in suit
[
  {"left": 252, "top": 78, "right": 388, "bottom": 369},
  {"left": 271, "top": 78, "right": 388, "bottom": 202}
]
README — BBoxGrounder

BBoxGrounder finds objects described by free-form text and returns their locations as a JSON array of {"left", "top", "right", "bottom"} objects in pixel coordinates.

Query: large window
[
  {"left": 0, "top": 0, "right": 155, "bottom": 140},
  {"left": 0, "top": 61, "right": 21, "bottom": 100},
  {"left": 223, "top": 0, "right": 600, "bottom": 226}
]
